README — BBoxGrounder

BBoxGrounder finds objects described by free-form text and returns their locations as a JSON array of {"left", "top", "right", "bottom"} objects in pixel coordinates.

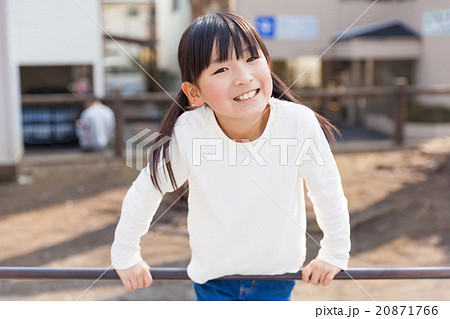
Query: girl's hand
[
  {"left": 115, "top": 260, "right": 153, "bottom": 291},
  {"left": 301, "top": 259, "right": 341, "bottom": 286}
]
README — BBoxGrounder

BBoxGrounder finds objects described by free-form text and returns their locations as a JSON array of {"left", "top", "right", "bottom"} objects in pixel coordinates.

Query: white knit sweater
[{"left": 111, "top": 97, "right": 351, "bottom": 284}]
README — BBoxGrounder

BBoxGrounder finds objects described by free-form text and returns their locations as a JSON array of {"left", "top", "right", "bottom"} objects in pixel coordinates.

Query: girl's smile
[{"left": 233, "top": 88, "right": 260, "bottom": 102}]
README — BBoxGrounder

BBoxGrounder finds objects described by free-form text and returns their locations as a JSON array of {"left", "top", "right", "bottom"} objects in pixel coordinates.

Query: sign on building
[
  {"left": 423, "top": 8, "right": 450, "bottom": 37},
  {"left": 255, "top": 15, "right": 319, "bottom": 40}
]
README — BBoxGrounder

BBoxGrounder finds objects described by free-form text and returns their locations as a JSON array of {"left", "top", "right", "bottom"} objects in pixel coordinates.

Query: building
[
  {"left": 11, "top": 0, "right": 105, "bottom": 97},
  {"left": 0, "top": 0, "right": 22, "bottom": 181},
  {"left": 235, "top": 0, "right": 450, "bottom": 123},
  {"left": 237, "top": 0, "right": 449, "bottom": 89},
  {"left": 0, "top": 0, "right": 105, "bottom": 181}
]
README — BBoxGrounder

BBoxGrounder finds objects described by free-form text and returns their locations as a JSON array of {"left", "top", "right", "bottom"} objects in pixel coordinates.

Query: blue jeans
[{"left": 193, "top": 280, "right": 296, "bottom": 301}]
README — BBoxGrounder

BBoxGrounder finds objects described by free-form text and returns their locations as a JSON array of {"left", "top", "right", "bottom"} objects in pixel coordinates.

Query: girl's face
[{"left": 184, "top": 43, "right": 273, "bottom": 122}]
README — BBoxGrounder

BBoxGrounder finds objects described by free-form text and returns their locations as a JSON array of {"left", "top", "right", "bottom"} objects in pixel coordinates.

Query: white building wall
[
  {"left": 9, "top": 0, "right": 105, "bottom": 96},
  {"left": 103, "top": 2, "right": 152, "bottom": 40},
  {"left": 0, "top": 0, "right": 23, "bottom": 177},
  {"left": 155, "top": 0, "right": 192, "bottom": 75}
]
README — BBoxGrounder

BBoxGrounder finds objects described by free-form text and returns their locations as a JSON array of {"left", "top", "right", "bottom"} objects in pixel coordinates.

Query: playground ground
[{"left": 0, "top": 137, "right": 449, "bottom": 300}]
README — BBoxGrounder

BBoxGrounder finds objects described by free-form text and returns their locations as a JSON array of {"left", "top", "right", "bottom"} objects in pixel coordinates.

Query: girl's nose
[{"left": 233, "top": 68, "right": 253, "bottom": 86}]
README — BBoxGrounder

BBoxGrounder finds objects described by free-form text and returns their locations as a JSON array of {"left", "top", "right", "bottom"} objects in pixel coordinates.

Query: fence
[
  {"left": 21, "top": 83, "right": 450, "bottom": 157},
  {"left": 1, "top": 267, "right": 450, "bottom": 280}
]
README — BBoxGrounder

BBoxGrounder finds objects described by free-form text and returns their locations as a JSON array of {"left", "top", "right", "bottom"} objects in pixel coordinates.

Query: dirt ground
[{"left": 0, "top": 137, "right": 450, "bottom": 301}]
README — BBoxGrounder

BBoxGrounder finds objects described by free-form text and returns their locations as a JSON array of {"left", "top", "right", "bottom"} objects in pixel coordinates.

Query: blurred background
[{"left": 0, "top": 0, "right": 449, "bottom": 301}]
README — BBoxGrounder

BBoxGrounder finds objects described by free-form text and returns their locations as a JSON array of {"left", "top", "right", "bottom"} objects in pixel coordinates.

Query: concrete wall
[
  {"left": 155, "top": 0, "right": 192, "bottom": 76},
  {"left": 365, "top": 113, "right": 450, "bottom": 139},
  {"left": 415, "top": 0, "right": 450, "bottom": 106},
  {"left": 0, "top": 0, "right": 23, "bottom": 181},
  {"left": 236, "top": 0, "right": 339, "bottom": 60},
  {"left": 9, "top": 0, "right": 105, "bottom": 96},
  {"left": 338, "top": 1, "right": 416, "bottom": 29}
]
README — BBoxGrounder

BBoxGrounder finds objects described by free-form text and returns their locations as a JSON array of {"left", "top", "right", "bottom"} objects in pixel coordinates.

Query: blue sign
[
  {"left": 255, "top": 15, "right": 319, "bottom": 41},
  {"left": 255, "top": 16, "right": 276, "bottom": 39}
]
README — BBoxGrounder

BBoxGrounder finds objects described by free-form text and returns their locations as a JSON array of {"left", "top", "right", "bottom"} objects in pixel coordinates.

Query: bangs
[
  {"left": 178, "top": 13, "right": 269, "bottom": 84},
  {"left": 213, "top": 21, "right": 261, "bottom": 65}
]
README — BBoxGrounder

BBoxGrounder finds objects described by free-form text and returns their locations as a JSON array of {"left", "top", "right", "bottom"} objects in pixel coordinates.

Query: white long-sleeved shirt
[
  {"left": 111, "top": 97, "right": 350, "bottom": 284},
  {"left": 76, "top": 103, "right": 115, "bottom": 150}
]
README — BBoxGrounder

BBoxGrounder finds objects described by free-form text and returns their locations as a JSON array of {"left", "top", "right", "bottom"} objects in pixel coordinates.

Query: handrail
[{"left": 0, "top": 267, "right": 449, "bottom": 280}]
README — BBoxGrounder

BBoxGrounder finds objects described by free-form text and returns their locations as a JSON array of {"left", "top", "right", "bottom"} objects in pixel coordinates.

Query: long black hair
[{"left": 149, "top": 12, "right": 342, "bottom": 195}]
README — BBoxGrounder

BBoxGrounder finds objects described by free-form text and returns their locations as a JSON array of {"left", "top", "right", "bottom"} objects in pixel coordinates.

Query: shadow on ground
[
  {"left": 305, "top": 155, "right": 450, "bottom": 265},
  {"left": 1, "top": 151, "right": 449, "bottom": 300}
]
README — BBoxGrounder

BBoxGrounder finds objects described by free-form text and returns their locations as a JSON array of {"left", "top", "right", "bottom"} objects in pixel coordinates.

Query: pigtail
[
  {"left": 271, "top": 72, "right": 343, "bottom": 146},
  {"left": 149, "top": 89, "right": 190, "bottom": 196}
]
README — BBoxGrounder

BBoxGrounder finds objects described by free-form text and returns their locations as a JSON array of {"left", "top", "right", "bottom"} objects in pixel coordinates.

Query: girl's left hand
[{"left": 301, "top": 259, "right": 341, "bottom": 286}]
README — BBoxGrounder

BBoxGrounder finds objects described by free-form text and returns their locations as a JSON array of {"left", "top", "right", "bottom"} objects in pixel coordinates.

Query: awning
[
  {"left": 332, "top": 18, "right": 420, "bottom": 41},
  {"left": 325, "top": 19, "right": 421, "bottom": 60}
]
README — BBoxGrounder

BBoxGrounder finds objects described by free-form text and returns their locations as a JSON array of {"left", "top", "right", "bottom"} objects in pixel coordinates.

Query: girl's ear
[{"left": 182, "top": 82, "right": 204, "bottom": 107}]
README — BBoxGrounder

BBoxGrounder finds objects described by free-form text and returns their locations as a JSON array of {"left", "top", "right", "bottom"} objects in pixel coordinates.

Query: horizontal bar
[
  {"left": 0, "top": 267, "right": 449, "bottom": 281},
  {"left": 126, "top": 116, "right": 162, "bottom": 123},
  {"left": 296, "top": 86, "right": 450, "bottom": 98},
  {"left": 21, "top": 92, "right": 177, "bottom": 105}
]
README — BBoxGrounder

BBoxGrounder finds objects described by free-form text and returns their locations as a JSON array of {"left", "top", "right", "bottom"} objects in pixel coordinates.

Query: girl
[{"left": 111, "top": 12, "right": 350, "bottom": 301}]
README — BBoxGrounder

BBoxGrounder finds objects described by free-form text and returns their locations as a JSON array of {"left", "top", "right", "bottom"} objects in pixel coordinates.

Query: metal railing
[{"left": 1, "top": 267, "right": 450, "bottom": 280}]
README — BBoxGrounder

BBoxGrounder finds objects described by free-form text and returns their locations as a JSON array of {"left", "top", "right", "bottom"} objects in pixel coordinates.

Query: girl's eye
[
  {"left": 214, "top": 68, "right": 227, "bottom": 74},
  {"left": 247, "top": 56, "right": 259, "bottom": 62}
]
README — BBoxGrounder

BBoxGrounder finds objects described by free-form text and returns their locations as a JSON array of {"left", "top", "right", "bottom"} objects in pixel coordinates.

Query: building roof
[{"left": 332, "top": 19, "right": 421, "bottom": 41}]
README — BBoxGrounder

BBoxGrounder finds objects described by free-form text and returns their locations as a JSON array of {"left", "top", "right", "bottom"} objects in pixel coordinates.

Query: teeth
[{"left": 236, "top": 89, "right": 257, "bottom": 101}]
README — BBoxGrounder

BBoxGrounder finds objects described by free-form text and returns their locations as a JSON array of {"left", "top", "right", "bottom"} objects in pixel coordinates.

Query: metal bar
[
  {"left": 126, "top": 117, "right": 162, "bottom": 123},
  {"left": 406, "top": 84, "right": 450, "bottom": 95},
  {"left": 394, "top": 77, "right": 408, "bottom": 145},
  {"left": 21, "top": 94, "right": 97, "bottom": 105},
  {"left": 21, "top": 92, "right": 177, "bottom": 105},
  {"left": 112, "top": 89, "right": 124, "bottom": 158},
  {"left": 103, "top": 91, "right": 176, "bottom": 103},
  {"left": 0, "top": 267, "right": 449, "bottom": 281}
]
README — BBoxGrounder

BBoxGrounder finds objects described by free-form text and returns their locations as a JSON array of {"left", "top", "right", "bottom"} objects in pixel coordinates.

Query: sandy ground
[{"left": 0, "top": 137, "right": 450, "bottom": 301}]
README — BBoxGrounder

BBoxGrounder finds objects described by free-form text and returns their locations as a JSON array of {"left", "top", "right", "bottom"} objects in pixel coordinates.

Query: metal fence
[{"left": 1, "top": 267, "right": 450, "bottom": 281}]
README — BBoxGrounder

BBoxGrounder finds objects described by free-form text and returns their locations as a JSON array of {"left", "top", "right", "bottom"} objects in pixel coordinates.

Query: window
[{"left": 172, "top": 0, "right": 179, "bottom": 12}]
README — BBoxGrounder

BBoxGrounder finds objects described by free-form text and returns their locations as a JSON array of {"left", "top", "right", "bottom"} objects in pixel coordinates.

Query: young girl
[{"left": 111, "top": 12, "right": 350, "bottom": 301}]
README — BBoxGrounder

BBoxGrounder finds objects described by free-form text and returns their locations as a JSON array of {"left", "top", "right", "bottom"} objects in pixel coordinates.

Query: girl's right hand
[{"left": 115, "top": 260, "right": 153, "bottom": 291}]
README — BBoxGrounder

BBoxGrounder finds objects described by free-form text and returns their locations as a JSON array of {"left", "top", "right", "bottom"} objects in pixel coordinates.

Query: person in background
[{"left": 76, "top": 97, "right": 115, "bottom": 152}]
